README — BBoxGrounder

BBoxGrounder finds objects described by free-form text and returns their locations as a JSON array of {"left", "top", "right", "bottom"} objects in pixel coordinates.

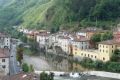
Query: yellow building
[
  {"left": 72, "top": 40, "right": 118, "bottom": 62},
  {"left": 71, "top": 38, "right": 90, "bottom": 57},
  {"left": 98, "top": 40, "right": 117, "bottom": 61}
]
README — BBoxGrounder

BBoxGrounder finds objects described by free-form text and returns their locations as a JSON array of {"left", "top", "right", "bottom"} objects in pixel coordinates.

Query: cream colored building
[
  {"left": 0, "top": 33, "right": 11, "bottom": 49},
  {"left": 71, "top": 38, "right": 90, "bottom": 59},
  {"left": 57, "top": 36, "right": 71, "bottom": 53},
  {"left": 72, "top": 40, "right": 118, "bottom": 62},
  {"left": 0, "top": 48, "right": 10, "bottom": 75}
]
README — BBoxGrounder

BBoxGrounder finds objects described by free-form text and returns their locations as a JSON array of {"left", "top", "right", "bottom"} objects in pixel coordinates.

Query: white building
[
  {"left": 57, "top": 36, "right": 71, "bottom": 53},
  {"left": 36, "top": 33, "right": 49, "bottom": 46},
  {"left": 72, "top": 38, "right": 90, "bottom": 50},
  {"left": 0, "top": 48, "right": 10, "bottom": 75},
  {"left": 0, "top": 33, "right": 11, "bottom": 49}
]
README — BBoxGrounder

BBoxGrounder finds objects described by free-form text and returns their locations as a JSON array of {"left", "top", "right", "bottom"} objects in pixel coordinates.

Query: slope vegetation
[{"left": 0, "top": 0, "right": 120, "bottom": 30}]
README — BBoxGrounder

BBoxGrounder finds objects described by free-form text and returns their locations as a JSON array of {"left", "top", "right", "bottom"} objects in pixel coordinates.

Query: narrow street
[{"left": 9, "top": 44, "right": 20, "bottom": 75}]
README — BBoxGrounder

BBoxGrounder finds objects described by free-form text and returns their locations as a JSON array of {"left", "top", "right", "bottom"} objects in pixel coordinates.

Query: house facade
[
  {"left": 0, "top": 33, "right": 11, "bottom": 49},
  {"left": 36, "top": 33, "right": 49, "bottom": 47},
  {"left": 57, "top": 36, "right": 71, "bottom": 53},
  {"left": 0, "top": 49, "right": 10, "bottom": 75},
  {"left": 72, "top": 40, "right": 118, "bottom": 62}
]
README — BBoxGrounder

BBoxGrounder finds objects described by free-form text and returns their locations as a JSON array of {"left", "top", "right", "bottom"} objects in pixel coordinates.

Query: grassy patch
[{"left": 23, "top": 48, "right": 32, "bottom": 55}]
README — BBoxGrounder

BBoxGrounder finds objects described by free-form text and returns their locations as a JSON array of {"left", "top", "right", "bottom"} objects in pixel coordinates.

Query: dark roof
[
  {"left": 37, "top": 33, "right": 50, "bottom": 37},
  {"left": 98, "top": 40, "right": 118, "bottom": 45},
  {"left": 73, "top": 38, "right": 89, "bottom": 42},
  {"left": 58, "top": 36, "right": 70, "bottom": 39}
]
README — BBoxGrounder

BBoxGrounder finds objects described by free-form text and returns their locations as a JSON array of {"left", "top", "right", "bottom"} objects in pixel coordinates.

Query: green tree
[
  {"left": 16, "top": 47, "right": 23, "bottom": 64},
  {"left": 29, "top": 64, "right": 34, "bottom": 72},
  {"left": 20, "top": 35, "right": 27, "bottom": 43},
  {"left": 91, "top": 33, "right": 101, "bottom": 43},
  {"left": 40, "top": 72, "right": 48, "bottom": 80},
  {"left": 50, "top": 27, "right": 56, "bottom": 33},
  {"left": 111, "top": 49, "right": 120, "bottom": 62},
  {"left": 101, "top": 31, "right": 113, "bottom": 41},
  {"left": 80, "top": 58, "right": 94, "bottom": 69},
  {"left": 94, "top": 60, "right": 104, "bottom": 70},
  {"left": 40, "top": 72, "right": 54, "bottom": 80},
  {"left": 22, "top": 63, "right": 29, "bottom": 72},
  {"left": 48, "top": 72, "right": 54, "bottom": 80}
]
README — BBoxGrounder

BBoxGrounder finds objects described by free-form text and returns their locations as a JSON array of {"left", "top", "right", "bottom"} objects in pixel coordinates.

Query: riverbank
[
  {"left": 84, "top": 71, "right": 120, "bottom": 79},
  {"left": 35, "top": 71, "right": 120, "bottom": 80}
]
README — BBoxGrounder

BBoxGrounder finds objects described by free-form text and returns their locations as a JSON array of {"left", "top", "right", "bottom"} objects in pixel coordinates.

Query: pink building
[{"left": 113, "top": 31, "right": 120, "bottom": 42}]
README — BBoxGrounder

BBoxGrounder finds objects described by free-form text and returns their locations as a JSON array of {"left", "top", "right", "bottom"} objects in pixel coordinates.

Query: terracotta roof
[
  {"left": 3, "top": 72, "right": 39, "bottom": 80},
  {"left": 98, "top": 40, "right": 118, "bottom": 45},
  {"left": 0, "top": 48, "right": 10, "bottom": 58},
  {"left": 58, "top": 36, "right": 70, "bottom": 39},
  {"left": 37, "top": 33, "right": 50, "bottom": 37},
  {"left": 73, "top": 38, "right": 89, "bottom": 42}
]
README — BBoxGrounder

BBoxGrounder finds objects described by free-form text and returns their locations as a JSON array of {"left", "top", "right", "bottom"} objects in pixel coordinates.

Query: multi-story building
[
  {"left": 77, "top": 27, "right": 105, "bottom": 39},
  {"left": 72, "top": 40, "right": 118, "bottom": 62},
  {"left": 57, "top": 36, "right": 71, "bottom": 53},
  {"left": 0, "top": 33, "right": 11, "bottom": 49},
  {"left": 71, "top": 38, "right": 90, "bottom": 57},
  {"left": 0, "top": 48, "right": 10, "bottom": 75},
  {"left": 36, "top": 33, "right": 50, "bottom": 47}
]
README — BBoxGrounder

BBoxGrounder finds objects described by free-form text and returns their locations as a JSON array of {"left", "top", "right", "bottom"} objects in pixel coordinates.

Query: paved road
[
  {"left": 9, "top": 44, "right": 20, "bottom": 75},
  {"left": 23, "top": 55, "right": 53, "bottom": 71}
]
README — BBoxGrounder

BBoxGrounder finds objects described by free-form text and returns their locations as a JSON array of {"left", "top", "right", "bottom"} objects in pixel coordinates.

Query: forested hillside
[{"left": 0, "top": 0, "right": 120, "bottom": 30}]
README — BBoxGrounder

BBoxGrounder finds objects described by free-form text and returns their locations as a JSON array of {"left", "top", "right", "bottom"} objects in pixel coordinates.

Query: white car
[{"left": 69, "top": 72, "right": 81, "bottom": 78}]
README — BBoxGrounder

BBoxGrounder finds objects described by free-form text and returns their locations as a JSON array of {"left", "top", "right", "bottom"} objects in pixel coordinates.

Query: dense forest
[{"left": 0, "top": 0, "right": 120, "bottom": 30}]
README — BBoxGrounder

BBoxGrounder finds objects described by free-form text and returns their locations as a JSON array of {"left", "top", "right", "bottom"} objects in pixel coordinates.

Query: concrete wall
[{"left": 84, "top": 71, "right": 120, "bottom": 79}]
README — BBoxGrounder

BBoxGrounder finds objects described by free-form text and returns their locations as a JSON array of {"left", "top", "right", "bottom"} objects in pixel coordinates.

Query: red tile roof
[{"left": 98, "top": 40, "right": 118, "bottom": 45}]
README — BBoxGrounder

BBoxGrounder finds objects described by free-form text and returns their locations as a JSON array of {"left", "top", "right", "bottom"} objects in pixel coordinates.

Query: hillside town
[
  {"left": 0, "top": 27, "right": 120, "bottom": 80},
  {"left": 19, "top": 27, "right": 120, "bottom": 62}
]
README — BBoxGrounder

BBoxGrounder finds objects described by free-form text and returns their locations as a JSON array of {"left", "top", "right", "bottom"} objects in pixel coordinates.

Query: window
[
  {"left": 103, "top": 45, "right": 104, "bottom": 48},
  {"left": 100, "top": 45, "right": 101, "bottom": 47},
  {"left": 2, "top": 59, "right": 5, "bottom": 62},
  {"left": 88, "top": 54, "right": 90, "bottom": 57},
  {"left": 91, "top": 55, "right": 93, "bottom": 58},
  {"left": 106, "top": 46, "right": 108, "bottom": 48},
  {"left": 112, "top": 50, "right": 114, "bottom": 53},
  {"left": 103, "top": 57, "right": 105, "bottom": 60},
  {"left": 95, "top": 56, "right": 97, "bottom": 58},
  {"left": 112, "top": 46, "right": 114, "bottom": 48},
  {"left": 103, "top": 50, "right": 104, "bottom": 52},
  {"left": 81, "top": 53, "right": 83, "bottom": 56},
  {"left": 2, "top": 65, "right": 6, "bottom": 69},
  {"left": 85, "top": 54, "right": 86, "bottom": 57},
  {"left": 100, "top": 49, "right": 101, "bottom": 52},
  {"left": 82, "top": 46, "right": 83, "bottom": 49}
]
